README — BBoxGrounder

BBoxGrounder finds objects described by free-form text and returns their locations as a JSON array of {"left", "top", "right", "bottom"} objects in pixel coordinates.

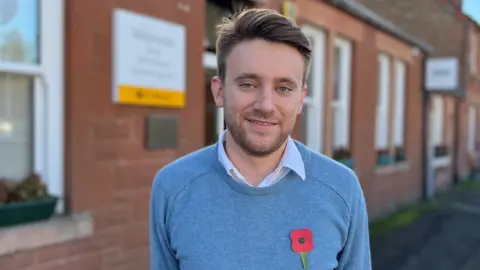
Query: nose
[{"left": 253, "top": 87, "right": 275, "bottom": 113}]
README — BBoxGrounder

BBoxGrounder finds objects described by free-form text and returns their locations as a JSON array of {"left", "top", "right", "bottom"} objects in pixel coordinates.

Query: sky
[{"left": 463, "top": 0, "right": 480, "bottom": 24}]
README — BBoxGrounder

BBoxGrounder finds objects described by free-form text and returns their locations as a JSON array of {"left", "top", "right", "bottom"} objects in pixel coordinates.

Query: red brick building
[
  {"left": 0, "top": 0, "right": 431, "bottom": 269},
  {"left": 357, "top": 0, "right": 480, "bottom": 196}
]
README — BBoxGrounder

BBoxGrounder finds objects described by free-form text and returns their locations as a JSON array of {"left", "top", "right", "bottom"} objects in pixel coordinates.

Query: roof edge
[{"left": 329, "top": 0, "right": 435, "bottom": 55}]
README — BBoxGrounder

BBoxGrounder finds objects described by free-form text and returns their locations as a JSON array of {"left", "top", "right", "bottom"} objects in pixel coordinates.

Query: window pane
[
  {"left": 376, "top": 54, "right": 390, "bottom": 149},
  {"left": 0, "top": 73, "right": 33, "bottom": 181},
  {"left": 0, "top": 0, "right": 39, "bottom": 63},
  {"left": 468, "top": 106, "right": 476, "bottom": 152},
  {"left": 300, "top": 105, "right": 309, "bottom": 144},
  {"left": 333, "top": 47, "right": 341, "bottom": 101},
  {"left": 306, "top": 36, "right": 314, "bottom": 97},
  {"left": 430, "top": 95, "right": 444, "bottom": 146},
  {"left": 393, "top": 61, "right": 406, "bottom": 147},
  {"left": 332, "top": 104, "right": 343, "bottom": 149}
]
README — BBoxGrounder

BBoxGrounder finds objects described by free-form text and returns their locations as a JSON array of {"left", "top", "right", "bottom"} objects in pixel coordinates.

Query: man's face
[{"left": 211, "top": 39, "right": 307, "bottom": 156}]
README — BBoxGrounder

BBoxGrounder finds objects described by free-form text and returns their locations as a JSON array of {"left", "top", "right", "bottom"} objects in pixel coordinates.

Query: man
[{"left": 150, "top": 8, "right": 371, "bottom": 270}]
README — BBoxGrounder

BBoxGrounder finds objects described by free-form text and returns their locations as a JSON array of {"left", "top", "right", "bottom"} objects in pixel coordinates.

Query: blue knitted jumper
[{"left": 149, "top": 141, "right": 371, "bottom": 270}]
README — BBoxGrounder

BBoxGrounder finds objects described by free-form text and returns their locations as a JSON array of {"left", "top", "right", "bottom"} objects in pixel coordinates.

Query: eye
[
  {"left": 239, "top": 83, "right": 255, "bottom": 89},
  {"left": 278, "top": 86, "right": 292, "bottom": 93}
]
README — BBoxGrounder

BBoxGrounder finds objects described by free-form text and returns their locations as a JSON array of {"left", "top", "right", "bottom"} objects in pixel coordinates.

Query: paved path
[{"left": 371, "top": 183, "right": 480, "bottom": 270}]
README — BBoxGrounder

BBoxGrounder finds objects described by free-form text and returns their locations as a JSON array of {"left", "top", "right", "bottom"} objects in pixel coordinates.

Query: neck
[{"left": 224, "top": 130, "right": 287, "bottom": 186}]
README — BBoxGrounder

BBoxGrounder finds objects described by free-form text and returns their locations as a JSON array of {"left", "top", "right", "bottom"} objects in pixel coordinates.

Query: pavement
[{"left": 370, "top": 181, "right": 480, "bottom": 270}]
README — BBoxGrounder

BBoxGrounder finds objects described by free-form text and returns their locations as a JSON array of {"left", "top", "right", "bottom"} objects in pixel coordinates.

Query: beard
[{"left": 224, "top": 108, "right": 290, "bottom": 157}]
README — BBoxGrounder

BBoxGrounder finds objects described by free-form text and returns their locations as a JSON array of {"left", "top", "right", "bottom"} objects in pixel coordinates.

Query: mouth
[{"left": 246, "top": 118, "right": 278, "bottom": 127}]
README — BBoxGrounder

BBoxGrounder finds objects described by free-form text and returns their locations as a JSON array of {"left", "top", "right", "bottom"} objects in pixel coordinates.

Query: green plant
[
  {"left": 394, "top": 147, "right": 406, "bottom": 162},
  {"left": 333, "top": 148, "right": 351, "bottom": 160},
  {"left": 369, "top": 200, "right": 441, "bottom": 237},
  {"left": 376, "top": 149, "right": 392, "bottom": 166},
  {"left": 0, "top": 179, "right": 8, "bottom": 205},
  {"left": 0, "top": 174, "right": 57, "bottom": 227},
  {"left": 0, "top": 174, "right": 51, "bottom": 204}
]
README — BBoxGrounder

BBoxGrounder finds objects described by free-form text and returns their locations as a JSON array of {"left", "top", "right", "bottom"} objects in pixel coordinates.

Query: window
[
  {"left": 331, "top": 37, "right": 352, "bottom": 162},
  {"left": 393, "top": 60, "right": 406, "bottom": 157},
  {"left": 375, "top": 53, "right": 407, "bottom": 166},
  {"left": 375, "top": 54, "right": 390, "bottom": 151},
  {"left": 204, "top": 0, "right": 256, "bottom": 52},
  {"left": 0, "top": 0, "right": 65, "bottom": 212},
  {"left": 300, "top": 25, "right": 326, "bottom": 153},
  {"left": 471, "top": 32, "right": 478, "bottom": 75},
  {"left": 430, "top": 95, "right": 448, "bottom": 158},
  {"left": 204, "top": 2, "right": 230, "bottom": 52},
  {"left": 468, "top": 106, "right": 477, "bottom": 153},
  {"left": 0, "top": 74, "right": 34, "bottom": 180}
]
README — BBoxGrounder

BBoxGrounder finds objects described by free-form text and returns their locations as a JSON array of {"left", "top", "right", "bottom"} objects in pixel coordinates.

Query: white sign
[
  {"left": 112, "top": 8, "right": 186, "bottom": 107},
  {"left": 425, "top": 57, "right": 459, "bottom": 91}
]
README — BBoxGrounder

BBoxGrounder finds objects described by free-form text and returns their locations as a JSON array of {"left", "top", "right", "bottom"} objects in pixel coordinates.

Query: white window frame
[
  {"left": 0, "top": 0, "right": 65, "bottom": 212},
  {"left": 332, "top": 37, "right": 352, "bottom": 150},
  {"left": 375, "top": 53, "right": 390, "bottom": 149},
  {"left": 393, "top": 60, "right": 406, "bottom": 147},
  {"left": 301, "top": 25, "right": 326, "bottom": 153},
  {"left": 203, "top": 51, "right": 224, "bottom": 138},
  {"left": 468, "top": 105, "right": 476, "bottom": 153}
]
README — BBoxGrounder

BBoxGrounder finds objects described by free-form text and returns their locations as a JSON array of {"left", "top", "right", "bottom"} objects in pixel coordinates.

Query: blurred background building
[{"left": 0, "top": 0, "right": 478, "bottom": 269}]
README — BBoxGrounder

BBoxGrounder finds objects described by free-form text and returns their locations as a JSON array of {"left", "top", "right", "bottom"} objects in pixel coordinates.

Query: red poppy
[{"left": 290, "top": 228, "right": 313, "bottom": 253}]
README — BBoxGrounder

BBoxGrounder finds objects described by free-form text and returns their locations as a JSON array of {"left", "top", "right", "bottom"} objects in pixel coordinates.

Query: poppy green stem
[{"left": 300, "top": 252, "right": 308, "bottom": 269}]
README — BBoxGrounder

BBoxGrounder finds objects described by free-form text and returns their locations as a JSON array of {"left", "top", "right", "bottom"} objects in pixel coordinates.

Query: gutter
[{"left": 329, "top": 0, "right": 434, "bottom": 54}]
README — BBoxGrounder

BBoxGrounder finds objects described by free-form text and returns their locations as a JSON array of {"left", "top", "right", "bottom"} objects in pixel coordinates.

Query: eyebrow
[
  {"left": 275, "top": 77, "right": 298, "bottom": 88},
  {"left": 234, "top": 73, "right": 262, "bottom": 82},
  {"left": 234, "top": 73, "right": 299, "bottom": 88}
]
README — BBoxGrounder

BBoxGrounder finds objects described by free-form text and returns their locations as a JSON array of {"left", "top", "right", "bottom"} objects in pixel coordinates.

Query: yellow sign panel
[
  {"left": 118, "top": 85, "right": 185, "bottom": 107},
  {"left": 113, "top": 9, "right": 186, "bottom": 108}
]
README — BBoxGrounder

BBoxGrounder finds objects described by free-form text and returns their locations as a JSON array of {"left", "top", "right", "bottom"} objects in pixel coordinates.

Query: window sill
[
  {"left": 432, "top": 156, "right": 451, "bottom": 168},
  {"left": 375, "top": 162, "right": 410, "bottom": 175},
  {"left": 0, "top": 212, "right": 93, "bottom": 256}
]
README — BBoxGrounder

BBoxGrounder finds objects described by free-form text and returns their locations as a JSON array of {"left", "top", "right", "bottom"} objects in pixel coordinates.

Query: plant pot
[
  {"left": 395, "top": 153, "right": 406, "bottom": 163},
  {"left": 0, "top": 196, "right": 58, "bottom": 228},
  {"left": 377, "top": 154, "right": 393, "bottom": 166}
]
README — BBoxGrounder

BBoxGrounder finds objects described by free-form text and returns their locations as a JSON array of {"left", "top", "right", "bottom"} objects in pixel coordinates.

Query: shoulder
[
  {"left": 295, "top": 141, "right": 365, "bottom": 211},
  {"left": 151, "top": 144, "right": 218, "bottom": 199}
]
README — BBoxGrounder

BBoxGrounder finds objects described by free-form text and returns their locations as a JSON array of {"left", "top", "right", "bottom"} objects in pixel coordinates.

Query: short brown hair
[{"left": 215, "top": 8, "right": 312, "bottom": 84}]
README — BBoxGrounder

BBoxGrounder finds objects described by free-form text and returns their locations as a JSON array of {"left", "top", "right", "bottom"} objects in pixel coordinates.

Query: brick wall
[
  {"left": 0, "top": 0, "right": 205, "bottom": 269},
  {"left": 458, "top": 23, "right": 480, "bottom": 179},
  {"left": 356, "top": 31, "right": 425, "bottom": 217}
]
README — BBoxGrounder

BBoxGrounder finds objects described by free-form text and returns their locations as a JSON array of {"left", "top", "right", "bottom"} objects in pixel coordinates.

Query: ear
[
  {"left": 211, "top": 76, "right": 224, "bottom": 108},
  {"left": 297, "top": 85, "right": 307, "bottom": 116}
]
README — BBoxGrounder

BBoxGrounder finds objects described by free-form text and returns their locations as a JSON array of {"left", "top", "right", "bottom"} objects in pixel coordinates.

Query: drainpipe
[{"left": 421, "top": 55, "right": 431, "bottom": 200}]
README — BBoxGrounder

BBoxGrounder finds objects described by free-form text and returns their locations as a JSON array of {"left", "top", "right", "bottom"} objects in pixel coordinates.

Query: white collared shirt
[{"left": 217, "top": 130, "right": 306, "bottom": 187}]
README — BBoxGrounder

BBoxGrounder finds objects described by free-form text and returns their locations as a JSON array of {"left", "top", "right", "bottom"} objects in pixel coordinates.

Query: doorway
[{"left": 204, "top": 52, "right": 225, "bottom": 146}]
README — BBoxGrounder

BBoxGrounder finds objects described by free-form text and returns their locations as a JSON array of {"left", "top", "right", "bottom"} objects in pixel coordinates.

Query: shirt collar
[{"left": 217, "top": 130, "right": 306, "bottom": 180}]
